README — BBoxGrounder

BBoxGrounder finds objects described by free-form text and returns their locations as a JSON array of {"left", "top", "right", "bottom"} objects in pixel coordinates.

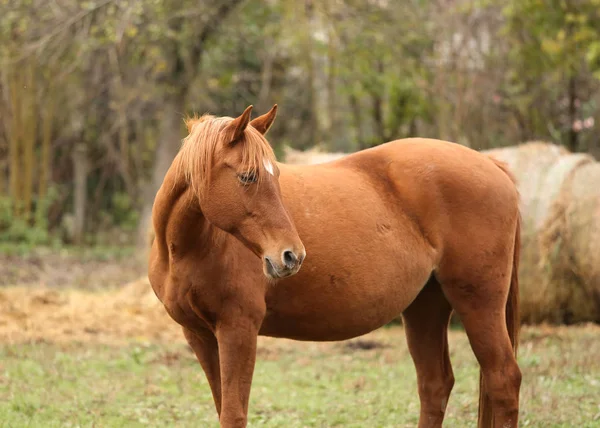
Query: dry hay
[
  {"left": 283, "top": 146, "right": 347, "bottom": 165},
  {"left": 0, "top": 281, "right": 401, "bottom": 364},
  {"left": 0, "top": 279, "right": 397, "bottom": 356},
  {"left": 485, "top": 142, "right": 600, "bottom": 323},
  {"left": 538, "top": 161, "right": 600, "bottom": 323},
  {"left": 0, "top": 277, "right": 181, "bottom": 345}
]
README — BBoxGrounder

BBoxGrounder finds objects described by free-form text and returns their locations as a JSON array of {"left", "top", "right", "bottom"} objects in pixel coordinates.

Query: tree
[
  {"left": 136, "top": 0, "right": 245, "bottom": 248},
  {"left": 502, "top": 0, "right": 600, "bottom": 152}
]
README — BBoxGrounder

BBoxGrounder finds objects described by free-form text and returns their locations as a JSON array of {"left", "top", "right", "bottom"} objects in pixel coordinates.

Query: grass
[{"left": 1, "top": 325, "right": 599, "bottom": 428}]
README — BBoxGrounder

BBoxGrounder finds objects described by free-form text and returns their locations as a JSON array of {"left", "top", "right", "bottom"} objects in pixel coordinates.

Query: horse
[{"left": 148, "top": 105, "right": 522, "bottom": 428}]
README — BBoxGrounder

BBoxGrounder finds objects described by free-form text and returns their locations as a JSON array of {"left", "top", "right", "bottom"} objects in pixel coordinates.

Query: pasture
[
  {"left": 1, "top": 274, "right": 598, "bottom": 428},
  {"left": 2, "top": 1, "right": 600, "bottom": 427}
]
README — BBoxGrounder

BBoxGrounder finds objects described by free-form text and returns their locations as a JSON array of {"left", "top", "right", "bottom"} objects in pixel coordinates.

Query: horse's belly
[
  {"left": 260, "top": 260, "right": 432, "bottom": 341},
  {"left": 266, "top": 175, "right": 437, "bottom": 341}
]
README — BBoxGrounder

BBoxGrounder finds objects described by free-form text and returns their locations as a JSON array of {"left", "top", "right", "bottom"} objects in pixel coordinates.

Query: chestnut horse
[{"left": 148, "top": 105, "right": 522, "bottom": 428}]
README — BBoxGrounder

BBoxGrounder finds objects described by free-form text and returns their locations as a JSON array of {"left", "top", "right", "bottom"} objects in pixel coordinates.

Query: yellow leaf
[
  {"left": 126, "top": 26, "right": 138, "bottom": 38},
  {"left": 541, "top": 39, "right": 562, "bottom": 56}
]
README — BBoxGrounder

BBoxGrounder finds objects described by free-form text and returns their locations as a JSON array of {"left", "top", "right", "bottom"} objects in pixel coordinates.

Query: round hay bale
[
  {"left": 283, "top": 146, "right": 346, "bottom": 165},
  {"left": 484, "top": 142, "right": 598, "bottom": 323},
  {"left": 485, "top": 142, "right": 581, "bottom": 232},
  {"left": 538, "top": 162, "right": 600, "bottom": 323},
  {"left": 564, "top": 163, "right": 600, "bottom": 295}
]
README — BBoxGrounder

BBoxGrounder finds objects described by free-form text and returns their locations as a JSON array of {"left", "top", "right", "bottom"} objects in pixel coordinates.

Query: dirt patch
[{"left": 343, "top": 339, "right": 388, "bottom": 351}]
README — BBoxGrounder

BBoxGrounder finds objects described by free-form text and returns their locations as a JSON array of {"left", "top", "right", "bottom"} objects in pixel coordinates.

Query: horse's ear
[
  {"left": 250, "top": 104, "right": 278, "bottom": 135},
  {"left": 225, "top": 105, "right": 253, "bottom": 144}
]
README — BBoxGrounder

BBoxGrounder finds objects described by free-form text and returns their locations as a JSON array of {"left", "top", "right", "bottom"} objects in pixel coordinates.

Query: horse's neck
[{"left": 153, "top": 163, "right": 224, "bottom": 261}]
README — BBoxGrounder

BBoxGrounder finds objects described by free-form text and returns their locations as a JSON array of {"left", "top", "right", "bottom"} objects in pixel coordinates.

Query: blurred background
[
  {"left": 2, "top": 0, "right": 599, "bottom": 251},
  {"left": 1, "top": 1, "right": 599, "bottom": 426}
]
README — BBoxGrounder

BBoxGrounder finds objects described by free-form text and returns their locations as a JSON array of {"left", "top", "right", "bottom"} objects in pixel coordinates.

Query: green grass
[{"left": 0, "top": 325, "right": 599, "bottom": 427}]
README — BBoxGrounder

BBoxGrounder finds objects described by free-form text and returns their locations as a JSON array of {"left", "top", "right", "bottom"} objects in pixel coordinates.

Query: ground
[
  {"left": 1, "top": 273, "right": 599, "bottom": 428},
  {"left": 0, "top": 247, "right": 143, "bottom": 290}
]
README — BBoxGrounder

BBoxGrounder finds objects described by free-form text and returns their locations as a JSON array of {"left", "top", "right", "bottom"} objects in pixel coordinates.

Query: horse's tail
[{"left": 478, "top": 158, "right": 521, "bottom": 428}]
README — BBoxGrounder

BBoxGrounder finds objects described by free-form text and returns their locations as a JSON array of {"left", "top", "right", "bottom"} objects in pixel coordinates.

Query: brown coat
[{"left": 148, "top": 106, "right": 522, "bottom": 428}]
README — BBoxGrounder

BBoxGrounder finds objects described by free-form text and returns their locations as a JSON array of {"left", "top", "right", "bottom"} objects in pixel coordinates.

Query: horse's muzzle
[{"left": 263, "top": 249, "right": 305, "bottom": 279}]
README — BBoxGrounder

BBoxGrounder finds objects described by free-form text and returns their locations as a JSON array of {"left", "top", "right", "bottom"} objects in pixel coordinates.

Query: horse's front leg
[
  {"left": 182, "top": 327, "right": 222, "bottom": 416},
  {"left": 216, "top": 313, "right": 262, "bottom": 428}
]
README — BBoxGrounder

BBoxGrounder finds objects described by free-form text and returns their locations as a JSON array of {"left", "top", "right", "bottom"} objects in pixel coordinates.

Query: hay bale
[
  {"left": 564, "top": 164, "right": 600, "bottom": 292},
  {"left": 538, "top": 162, "right": 600, "bottom": 323},
  {"left": 484, "top": 142, "right": 599, "bottom": 323},
  {"left": 485, "top": 142, "right": 589, "bottom": 231},
  {"left": 283, "top": 146, "right": 346, "bottom": 165}
]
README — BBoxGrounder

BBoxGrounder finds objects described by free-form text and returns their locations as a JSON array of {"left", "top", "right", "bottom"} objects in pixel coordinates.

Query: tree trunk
[
  {"left": 37, "top": 88, "right": 54, "bottom": 224},
  {"left": 326, "top": 20, "right": 337, "bottom": 146},
  {"left": 135, "top": 0, "right": 244, "bottom": 251},
  {"left": 0, "top": 66, "right": 6, "bottom": 195},
  {"left": 304, "top": 0, "right": 320, "bottom": 149},
  {"left": 136, "top": 91, "right": 186, "bottom": 249},
  {"left": 257, "top": 46, "right": 274, "bottom": 111},
  {"left": 372, "top": 93, "right": 385, "bottom": 145},
  {"left": 22, "top": 61, "right": 36, "bottom": 220},
  {"left": 371, "top": 59, "right": 386, "bottom": 145},
  {"left": 9, "top": 68, "right": 22, "bottom": 216},
  {"left": 0, "top": 148, "right": 4, "bottom": 196},
  {"left": 350, "top": 91, "right": 365, "bottom": 149},
  {"left": 72, "top": 144, "right": 89, "bottom": 245},
  {"left": 567, "top": 75, "right": 578, "bottom": 153},
  {"left": 108, "top": 45, "right": 134, "bottom": 194}
]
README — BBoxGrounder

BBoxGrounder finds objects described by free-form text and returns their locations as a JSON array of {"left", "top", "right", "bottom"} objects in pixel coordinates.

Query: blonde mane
[{"left": 175, "top": 114, "right": 277, "bottom": 197}]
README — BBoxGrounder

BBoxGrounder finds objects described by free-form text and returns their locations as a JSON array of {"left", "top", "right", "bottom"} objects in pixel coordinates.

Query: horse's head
[{"left": 180, "top": 105, "right": 305, "bottom": 279}]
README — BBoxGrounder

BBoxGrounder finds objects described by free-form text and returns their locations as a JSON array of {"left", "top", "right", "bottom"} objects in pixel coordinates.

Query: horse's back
[
  {"left": 282, "top": 138, "right": 518, "bottom": 231},
  {"left": 347, "top": 138, "right": 520, "bottom": 263}
]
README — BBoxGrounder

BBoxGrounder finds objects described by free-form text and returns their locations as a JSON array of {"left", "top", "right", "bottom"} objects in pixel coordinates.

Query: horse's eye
[{"left": 238, "top": 171, "right": 257, "bottom": 185}]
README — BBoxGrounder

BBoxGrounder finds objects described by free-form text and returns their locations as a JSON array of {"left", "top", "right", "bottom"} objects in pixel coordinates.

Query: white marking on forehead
[{"left": 263, "top": 159, "right": 274, "bottom": 175}]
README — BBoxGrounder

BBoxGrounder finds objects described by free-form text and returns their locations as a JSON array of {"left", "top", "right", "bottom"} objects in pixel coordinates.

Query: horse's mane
[{"left": 175, "top": 114, "right": 277, "bottom": 197}]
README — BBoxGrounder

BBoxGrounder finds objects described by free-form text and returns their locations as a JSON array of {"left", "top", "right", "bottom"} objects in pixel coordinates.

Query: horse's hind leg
[
  {"left": 402, "top": 277, "right": 454, "bottom": 428},
  {"left": 440, "top": 273, "right": 521, "bottom": 428},
  {"left": 182, "top": 327, "right": 222, "bottom": 416}
]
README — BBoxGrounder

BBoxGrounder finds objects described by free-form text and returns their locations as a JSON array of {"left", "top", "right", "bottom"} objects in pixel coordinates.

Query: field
[{"left": 1, "top": 275, "right": 599, "bottom": 428}]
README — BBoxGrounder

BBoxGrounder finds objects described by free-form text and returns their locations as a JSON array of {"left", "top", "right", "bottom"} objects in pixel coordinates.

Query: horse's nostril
[{"left": 283, "top": 250, "right": 297, "bottom": 267}]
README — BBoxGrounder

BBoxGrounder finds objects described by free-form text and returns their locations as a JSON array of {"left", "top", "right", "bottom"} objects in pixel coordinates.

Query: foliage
[
  {"left": 0, "top": 194, "right": 53, "bottom": 246},
  {"left": 0, "top": 0, "right": 599, "bottom": 246},
  {"left": 501, "top": 0, "right": 600, "bottom": 151}
]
